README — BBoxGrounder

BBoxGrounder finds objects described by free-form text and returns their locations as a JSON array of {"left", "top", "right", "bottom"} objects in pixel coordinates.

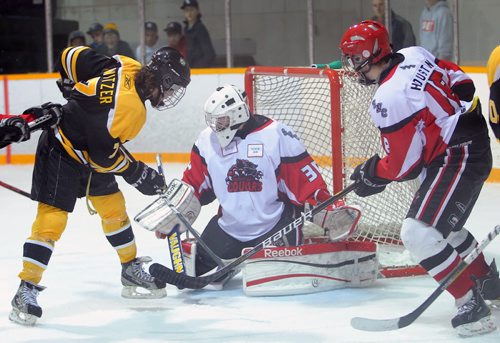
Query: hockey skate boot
[
  {"left": 451, "top": 286, "right": 496, "bottom": 337},
  {"left": 9, "top": 280, "right": 46, "bottom": 326},
  {"left": 475, "top": 259, "right": 500, "bottom": 307},
  {"left": 121, "top": 256, "right": 167, "bottom": 299}
]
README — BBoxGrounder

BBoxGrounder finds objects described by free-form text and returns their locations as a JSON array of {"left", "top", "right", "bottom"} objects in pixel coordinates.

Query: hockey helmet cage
[
  {"left": 204, "top": 84, "right": 251, "bottom": 148},
  {"left": 340, "top": 20, "right": 392, "bottom": 82},
  {"left": 147, "top": 47, "right": 191, "bottom": 110}
]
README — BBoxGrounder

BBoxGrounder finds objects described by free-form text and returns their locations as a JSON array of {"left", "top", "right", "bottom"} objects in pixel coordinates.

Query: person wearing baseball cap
[
  {"left": 180, "top": 0, "right": 215, "bottom": 67},
  {"left": 136, "top": 21, "right": 161, "bottom": 63},
  {"left": 164, "top": 21, "right": 187, "bottom": 58},
  {"left": 97, "top": 22, "right": 134, "bottom": 59},
  {"left": 67, "top": 31, "right": 86, "bottom": 47},
  {"left": 86, "top": 23, "right": 104, "bottom": 50}
]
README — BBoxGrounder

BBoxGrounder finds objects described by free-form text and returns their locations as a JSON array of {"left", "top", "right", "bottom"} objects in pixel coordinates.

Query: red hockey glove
[{"left": 350, "top": 154, "right": 390, "bottom": 197}]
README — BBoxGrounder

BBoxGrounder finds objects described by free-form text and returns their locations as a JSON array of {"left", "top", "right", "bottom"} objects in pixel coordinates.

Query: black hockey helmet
[{"left": 147, "top": 47, "right": 191, "bottom": 110}]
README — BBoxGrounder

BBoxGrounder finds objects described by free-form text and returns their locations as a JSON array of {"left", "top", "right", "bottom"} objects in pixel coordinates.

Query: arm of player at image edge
[
  {"left": 0, "top": 103, "right": 63, "bottom": 149},
  {"left": 311, "top": 60, "right": 342, "bottom": 69}
]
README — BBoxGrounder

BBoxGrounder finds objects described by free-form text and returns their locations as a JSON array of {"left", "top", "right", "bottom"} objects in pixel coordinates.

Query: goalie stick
[
  {"left": 155, "top": 154, "right": 225, "bottom": 269},
  {"left": 149, "top": 182, "right": 358, "bottom": 289},
  {"left": 155, "top": 154, "right": 187, "bottom": 274},
  {"left": 350, "top": 224, "right": 500, "bottom": 332}
]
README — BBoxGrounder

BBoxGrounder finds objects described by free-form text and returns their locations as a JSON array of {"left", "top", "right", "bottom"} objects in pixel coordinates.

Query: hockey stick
[
  {"left": 149, "top": 182, "right": 358, "bottom": 289},
  {"left": 155, "top": 154, "right": 187, "bottom": 274},
  {"left": 0, "top": 180, "right": 31, "bottom": 198},
  {"left": 351, "top": 224, "right": 500, "bottom": 332},
  {"left": 155, "top": 154, "right": 225, "bottom": 268}
]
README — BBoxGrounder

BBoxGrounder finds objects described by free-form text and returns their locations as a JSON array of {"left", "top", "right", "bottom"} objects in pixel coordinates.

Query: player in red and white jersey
[
  {"left": 340, "top": 20, "right": 500, "bottom": 336},
  {"left": 154, "top": 84, "right": 359, "bottom": 281}
]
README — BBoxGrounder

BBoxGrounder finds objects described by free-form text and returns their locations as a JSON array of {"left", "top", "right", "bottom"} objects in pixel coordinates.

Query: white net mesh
[{"left": 247, "top": 67, "right": 420, "bottom": 256}]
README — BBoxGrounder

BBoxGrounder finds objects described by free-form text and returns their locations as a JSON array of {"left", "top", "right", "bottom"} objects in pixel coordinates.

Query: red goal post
[{"left": 244, "top": 66, "right": 426, "bottom": 277}]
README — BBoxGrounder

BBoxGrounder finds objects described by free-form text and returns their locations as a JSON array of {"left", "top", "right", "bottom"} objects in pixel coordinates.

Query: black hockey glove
[
  {"left": 122, "top": 161, "right": 166, "bottom": 196},
  {"left": 56, "top": 78, "right": 76, "bottom": 99},
  {"left": 350, "top": 154, "right": 391, "bottom": 197},
  {"left": 0, "top": 116, "right": 30, "bottom": 143},
  {"left": 23, "top": 102, "right": 63, "bottom": 129}
]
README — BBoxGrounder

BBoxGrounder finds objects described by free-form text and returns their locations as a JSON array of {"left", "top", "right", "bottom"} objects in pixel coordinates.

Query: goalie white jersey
[{"left": 182, "top": 114, "right": 329, "bottom": 242}]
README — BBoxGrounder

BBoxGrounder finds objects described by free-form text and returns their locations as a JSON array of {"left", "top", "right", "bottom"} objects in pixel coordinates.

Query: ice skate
[
  {"left": 121, "top": 256, "right": 167, "bottom": 299},
  {"left": 451, "top": 286, "right": 497, "bottom": 337},
  {"left": 475, "top": 259, "right": 500, "bottom": 308},
  {"left": 9, "top": 280, "right": 45, "bottom": 326}
]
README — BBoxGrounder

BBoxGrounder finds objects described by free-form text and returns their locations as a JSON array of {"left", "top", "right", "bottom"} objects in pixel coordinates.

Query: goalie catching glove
[
  {"left": 134, "top": 178, "right": 201, "bottom": 235},
  {"left": 307, "top": 189, "right": 362, "bottom": 241}
]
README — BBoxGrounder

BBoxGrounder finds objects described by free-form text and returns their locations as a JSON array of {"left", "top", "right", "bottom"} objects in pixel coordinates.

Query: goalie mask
[
  {"left": 339, "top": 20, "right": 392, "bottom": 85},
  {"left": 147, "top": 47, "right": 191, "bottom": 110},
  {"left": 204, "top": 84, "right": 251, "bottom": 148}
]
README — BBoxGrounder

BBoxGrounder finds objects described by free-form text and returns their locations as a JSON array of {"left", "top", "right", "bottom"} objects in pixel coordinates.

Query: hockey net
[{"left": 244, "top": 66, "right": 425, "bottom": 277}]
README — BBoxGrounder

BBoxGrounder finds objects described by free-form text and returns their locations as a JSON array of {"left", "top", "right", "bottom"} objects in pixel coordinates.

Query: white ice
[{"left": 0, "top": 164, "right": 499, "bottom": 343}]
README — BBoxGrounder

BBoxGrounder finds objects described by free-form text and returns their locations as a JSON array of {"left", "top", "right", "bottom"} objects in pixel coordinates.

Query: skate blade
[
  {"left": 121, "top": 286, "right": 167, "bottom": 299},
  {"left": 456, "top": 315, "right": 497, "bottom": 337},
  {"left": 9, "top": 308, "right": 38, "bottom": 326},
  {"left": 486, "top": 299, "right": 500, "bottom": 309}
]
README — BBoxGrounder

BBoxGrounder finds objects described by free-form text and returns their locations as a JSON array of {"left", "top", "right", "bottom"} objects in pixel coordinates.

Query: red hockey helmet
[{"left": 339, "top": 20, "right": 392, "bottom": 74}]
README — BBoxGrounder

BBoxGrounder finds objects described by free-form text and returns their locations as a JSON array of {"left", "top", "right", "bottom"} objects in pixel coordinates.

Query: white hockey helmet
[{"left": 204, "top": 84, "right": 251, "bottom": 147}]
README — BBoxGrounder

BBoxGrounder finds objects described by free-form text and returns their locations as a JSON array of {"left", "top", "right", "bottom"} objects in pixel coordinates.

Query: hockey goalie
[{"left": 135, "top": 85, "right": 378, "bottom": 295}]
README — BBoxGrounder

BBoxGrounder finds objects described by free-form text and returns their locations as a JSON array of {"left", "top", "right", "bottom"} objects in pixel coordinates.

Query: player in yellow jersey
[
  {"left": 9, "top": 46, "right": 190, "bottom": 326},
  {"left": 486, "top": 45, "right": 500, "bottom": 142}
]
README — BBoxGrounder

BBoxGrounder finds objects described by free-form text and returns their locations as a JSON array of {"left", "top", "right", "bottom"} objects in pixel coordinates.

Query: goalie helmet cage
[{"left": 244, "top": 66, "right": 426, "bottom": 278}]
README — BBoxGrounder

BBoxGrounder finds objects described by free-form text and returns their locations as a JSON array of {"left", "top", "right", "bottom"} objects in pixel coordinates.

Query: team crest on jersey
[
  {"left": 225, "top": 159, "right": 263, "bottom": 192},
  {"left": 371, "top": 100, "right": 388, "bottom": 118}
]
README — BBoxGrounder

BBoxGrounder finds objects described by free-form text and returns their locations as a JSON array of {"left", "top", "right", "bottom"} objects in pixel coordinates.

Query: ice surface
[{"left": 0, "top": 164, "right": 499, "bottom": 342}]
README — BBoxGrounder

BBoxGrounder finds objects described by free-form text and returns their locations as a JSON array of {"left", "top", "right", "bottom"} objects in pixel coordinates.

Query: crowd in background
[
  {"left": 66, "top": 0, "right": 215, "bottom": 68},
  {"left": 64, "top": 0, "right": 453, "bottom": 68}
]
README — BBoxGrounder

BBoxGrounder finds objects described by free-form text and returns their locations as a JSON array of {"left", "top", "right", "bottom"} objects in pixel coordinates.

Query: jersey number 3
[{"left": 301, "top": 162, "right": 321, "bottom": 182}]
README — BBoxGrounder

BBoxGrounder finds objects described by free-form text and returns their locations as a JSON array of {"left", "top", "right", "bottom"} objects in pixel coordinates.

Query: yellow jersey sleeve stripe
[
  {"left": 70, "top": 46, "right": 90, "bottom": 83},
  {"left": 88, "top": 154, "right": 130, "bottom": 173},
  {"left": 61, "top": 46, "right": 90, "bottom": 82},
  {"left": 60, "top": 47, "right": 72, "bottom": 79},
  {"left": 487, "top": 45, "right": 500, "bottom": 86}
]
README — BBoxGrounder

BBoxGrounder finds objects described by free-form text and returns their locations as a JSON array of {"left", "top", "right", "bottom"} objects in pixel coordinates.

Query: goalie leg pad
[
  {"left": 134, "top": 179, "right": 201, "bottom": 234},
  {"left": 242, "top": 241, "right": 378, "bottom": 296},
  {"left": 182, "top": 238, "right": 239, "bottom": 290}
]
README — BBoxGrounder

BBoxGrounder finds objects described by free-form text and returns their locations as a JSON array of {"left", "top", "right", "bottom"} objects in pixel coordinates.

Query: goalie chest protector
[{"left": 242, "top": 241, "right": 378, "bottom": 296}]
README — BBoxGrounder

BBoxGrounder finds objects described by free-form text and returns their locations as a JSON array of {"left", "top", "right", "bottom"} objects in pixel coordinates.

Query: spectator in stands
[
  {"left": 181, "top": 0, "right": 215, "bottom": 68},
  {"left": 67, "top": 31, "right": 86, "bottom": 47},
  {"left": 97, "top": 22, "right": 134, "bottom": 59},
  {"left": 370, "top": 0, "right": 415, "bottom": 52},
  {"left": 164, "top": 21, "right": 187, "bottom": 58},
  {"left": 135, "top": 21, "right": 161, "bottom": 63},
  {"left": 420, "top": 0, "right": 454, "bottom": 61},
  {"left": 87, "top": 23, "right": 104, "bottom": 50}
]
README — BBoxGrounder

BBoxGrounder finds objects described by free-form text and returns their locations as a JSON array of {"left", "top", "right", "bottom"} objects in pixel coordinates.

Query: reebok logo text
[{"left": 264, "top": 247, "right": 303, "bottom": 258}]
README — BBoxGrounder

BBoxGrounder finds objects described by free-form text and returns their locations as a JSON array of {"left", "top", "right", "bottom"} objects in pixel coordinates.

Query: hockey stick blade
[
  {"left": 149, "top": 183, "right": 358, "bottom": 289},
  {"left": 351, "top": 224, "right": 500, "bottom": 332}
]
